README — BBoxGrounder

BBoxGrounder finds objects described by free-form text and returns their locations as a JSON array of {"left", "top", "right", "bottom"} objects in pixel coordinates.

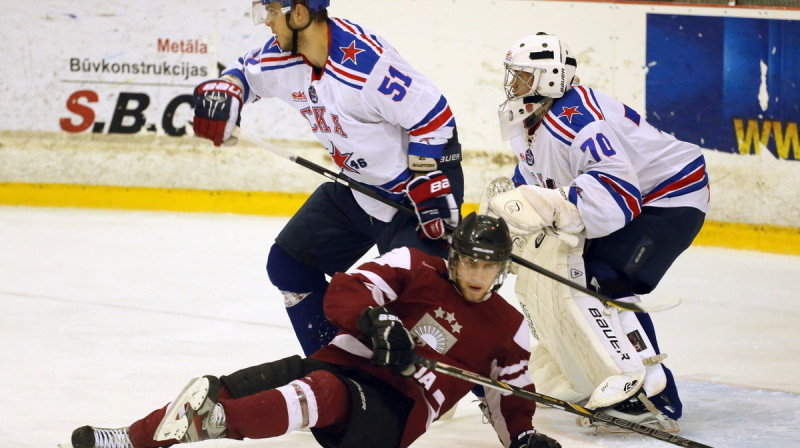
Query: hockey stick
[
  {"left": 415, "top": 356, "right": 712, "bottom": 448},
  {"left": 239, "top": 132, "right": 678, "bottom": 313}
]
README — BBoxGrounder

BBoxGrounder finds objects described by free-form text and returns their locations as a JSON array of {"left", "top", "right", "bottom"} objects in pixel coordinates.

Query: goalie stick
[
  {"left": 415, "top": 356, "right": 712, "bottom": 448},
  {"left": 239, "top": 132, "right": 679, "bottom": 314}
]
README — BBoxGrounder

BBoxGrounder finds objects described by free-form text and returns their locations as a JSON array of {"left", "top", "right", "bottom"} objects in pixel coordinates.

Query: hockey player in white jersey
[
  {"left": 191, "top": 1, "right": 464, "bottom": 356},
  {"left": 486, "top": 33, "right": 710, "bottom": 433}
]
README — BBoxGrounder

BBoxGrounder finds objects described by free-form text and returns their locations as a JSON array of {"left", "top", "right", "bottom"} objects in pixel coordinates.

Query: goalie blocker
[{"left": 481, "top": 179, "right": 699, "bottom": 430}]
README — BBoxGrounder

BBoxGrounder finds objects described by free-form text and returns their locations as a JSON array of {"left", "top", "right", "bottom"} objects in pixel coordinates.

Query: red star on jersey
[
  {"left": 558, "top": 106, "right": 582, "bottom": 123},
  {"left": 331, "top": 145, "right": 359, "bottom": 173},
  {"left": 340, "top": 41, "right": 365, "bottom": 65}
]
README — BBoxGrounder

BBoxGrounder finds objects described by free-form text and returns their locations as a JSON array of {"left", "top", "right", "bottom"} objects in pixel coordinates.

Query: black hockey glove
[
  {"left": 357, "top": 306, "right": 417, "bottom": 376},
  {"left": 192, "top": 78, "right": 244, "bottom": 146},
  {"left": 510, "top": 431, "right": 562, "bottom": 448},
  {"left": 405, "top": 170, "right": 459, "bottom": 240}
]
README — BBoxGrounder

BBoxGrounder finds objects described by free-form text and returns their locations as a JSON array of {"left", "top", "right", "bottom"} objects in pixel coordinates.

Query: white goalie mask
[
  {"left": 503, "top": 32, "right": 577, "bottom": 101},
  {"left": 498, "top": 33, "right": 577, "bottom": 139}
]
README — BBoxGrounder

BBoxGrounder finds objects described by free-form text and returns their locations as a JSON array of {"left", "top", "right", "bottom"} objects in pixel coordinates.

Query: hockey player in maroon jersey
[{"left": 66, "top": 213, "right": 561, "bottom": 448}]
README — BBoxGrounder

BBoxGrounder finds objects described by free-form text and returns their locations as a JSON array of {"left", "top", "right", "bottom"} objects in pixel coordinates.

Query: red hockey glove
[
  {"left": 510, "top": 431, "right": 562, "bottom": 448},
  {"left": 357, "top": 306, "right": 417, "bottom": 376},
  {"left": 192, "top": 79, "right": 244, "bottom": 146},
  {"left": 405, "top": 170, "right": 459, "bottom": 240}
]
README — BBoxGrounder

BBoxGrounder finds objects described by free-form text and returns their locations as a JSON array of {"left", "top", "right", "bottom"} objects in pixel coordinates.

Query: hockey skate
[
  {"left": 577, "top": 393, "right": 679, "bottom": 434},
  {"left": 154, "top": 375, "right": 227, "bottom": 442},
  {"left": 65, "top": 426, "right": 133, "bottom": 448}
]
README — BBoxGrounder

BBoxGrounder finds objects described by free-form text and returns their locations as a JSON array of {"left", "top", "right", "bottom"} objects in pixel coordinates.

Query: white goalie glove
[
  {"left": 517, "top": 185, "right": 584, "bottom": 234},
  {"left": 479, "top": 178, "right": 581, "bottom": 271},
  {"left": 480, "top": 180, "right": 584, "bottom": 238},
  {"left": 481, "top": 181, "right": 546, "bottom": 253}
]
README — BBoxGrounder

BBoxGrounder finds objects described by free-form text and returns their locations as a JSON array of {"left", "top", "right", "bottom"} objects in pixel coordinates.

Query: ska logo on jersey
[
  {"left": 558, "top": 106, "right": 582, "bottom": 123},
  {"left": 411, "top": 307, "right": 461, "bottom": 354},
  {"left": 339, "top": 41, "right": 365, "bottom": 65}
]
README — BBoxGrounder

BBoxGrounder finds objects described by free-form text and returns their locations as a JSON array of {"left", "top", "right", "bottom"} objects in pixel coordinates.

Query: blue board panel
[{"left": 646, "top": 14, "right": 800, "bottom": 160}]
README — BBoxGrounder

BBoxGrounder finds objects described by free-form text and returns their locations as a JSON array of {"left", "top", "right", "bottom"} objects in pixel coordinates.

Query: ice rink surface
[{"left": 1, "top": 206, "right": 799, "bottom": 448}]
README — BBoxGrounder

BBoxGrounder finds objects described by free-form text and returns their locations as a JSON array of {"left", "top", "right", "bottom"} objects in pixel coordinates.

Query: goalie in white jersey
[
  {"left": 486, "top": 33, "right": 710, "bottom": 433},
  {"left": 190, "top": 0, "right": 463, "bottom": 356}
]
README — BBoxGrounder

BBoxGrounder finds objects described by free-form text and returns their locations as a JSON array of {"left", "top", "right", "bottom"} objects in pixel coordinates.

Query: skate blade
[
  {"left": 154, "top": 377, "right": 210, "bottom": 441},
  {"left": 576, "top": 415, "right": 680, "bottom": 434},
  {"left": 595, "top": 420, "right": 680, "bottom": 434}
]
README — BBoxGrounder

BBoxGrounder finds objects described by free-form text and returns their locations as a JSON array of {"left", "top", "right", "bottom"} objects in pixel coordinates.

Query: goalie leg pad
[
  {"left": 516, "top": 231, "right": 631, "bottom": 403},
  {"left": 515, "top": 230, "right": 647, "bottom": 408},
  {"left": 576, "top": 295, "right": 646, "bottom": 409},
  {"left": 618, "top": 307, "right": 667, "bottom": 397},
  {"left": 615, "top": 304, "right": 682, "bottom": 419},
  {"left": 529, "top": 342, "right": 594, "bottom": 403}
]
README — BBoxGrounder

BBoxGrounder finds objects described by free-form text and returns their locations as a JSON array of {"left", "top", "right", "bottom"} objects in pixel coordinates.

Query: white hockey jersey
[
  {"left": 224, "top": 18, "right": 456, "bottom": 222},
  {"left": 509, "top": 84, "right": 710, "bottom": 239}
]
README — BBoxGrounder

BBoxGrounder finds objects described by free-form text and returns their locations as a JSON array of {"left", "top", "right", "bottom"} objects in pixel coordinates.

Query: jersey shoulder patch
[
  {"left": 542, "top": 85, "right": 605, "bottom": 144},
  {"left": 326, "top": 17, "right": 385, "bottom": 89}
]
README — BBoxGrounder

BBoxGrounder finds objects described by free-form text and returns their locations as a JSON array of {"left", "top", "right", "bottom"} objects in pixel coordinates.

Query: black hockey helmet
[
  {"left": 448, "top": 213, "right": 513, "bottom": 301},
  {"left": 451, "top": 212, "right": 513, "bottom": 262}
]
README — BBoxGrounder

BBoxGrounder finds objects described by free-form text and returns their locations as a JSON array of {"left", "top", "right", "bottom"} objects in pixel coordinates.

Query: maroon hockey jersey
[{"left": 311, "top": 247, "right": 537, "bottom": 448}]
